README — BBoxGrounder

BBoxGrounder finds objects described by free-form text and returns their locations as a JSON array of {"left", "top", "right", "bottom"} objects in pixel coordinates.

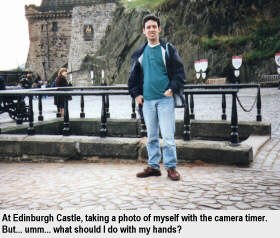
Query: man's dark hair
[{"left": 142, "top": 15, "right": 160, "bottom": 29}]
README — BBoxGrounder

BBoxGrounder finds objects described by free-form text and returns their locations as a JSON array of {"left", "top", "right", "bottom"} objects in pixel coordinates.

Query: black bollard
[
  {"left": 221, "top": 93, "right": 227, "bottom": 120},
  {"left": 80, "top": 93, "right": 85, "bottom": 118},
  {"left": 105, "top": 95, "right": 110, "bottom": 118},
  {"left": 138, "top": 103, "right": 147, "bottom": 137},
  {"left": 230, "top": 92, "right": 239, "bottom": 145},
  {"left": 256, "top": 86, "right": 262, "bottom": 122},
  {"left": 190, "top": 94, "right": 195, "bottom": 119},
  {"left": 100, "top": 94, "right": 107, "bottom": 137},
  {"left": 131, "top": 97, "right": 136, "bottom": 119},
  {"left": 183, "top": 93, "right": 191, "bottom": 141},
  {"left": 56, "top": 105, "right": 61, "bottom": 118},
  {"left": 38, "top": 95, "right": 44, "bottom": 121},
  {"left": 28, "top": 96, "right": 35, "bottom": 135},
  {"left": 16, "top": 97, "right": 24, "bottom": 125},
  {"left": 62, "top": 98, "right": 70, "bottom": 136}
]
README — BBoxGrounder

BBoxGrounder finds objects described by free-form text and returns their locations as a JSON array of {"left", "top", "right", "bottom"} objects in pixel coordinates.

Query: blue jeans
[{"left": 143, "top": 96, "right": 177, "bottom": 170}]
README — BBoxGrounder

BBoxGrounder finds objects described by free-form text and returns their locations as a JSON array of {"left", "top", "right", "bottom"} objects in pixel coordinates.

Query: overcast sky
[{"left": 0, "top": 0, "right": 42, "bottom": 70}]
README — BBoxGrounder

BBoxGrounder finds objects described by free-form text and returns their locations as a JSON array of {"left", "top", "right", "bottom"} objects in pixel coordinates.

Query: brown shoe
[
  {"left": 136, "top": 167, "right": 161, "bottom": 178},
  {"left": 167, "top": 168, "right": 180, "bottom": 181}
]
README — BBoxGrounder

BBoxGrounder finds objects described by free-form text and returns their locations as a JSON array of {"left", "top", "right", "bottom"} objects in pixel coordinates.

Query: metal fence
[{"left": 0, "top": 84, "right": 262, "bottom": 146}]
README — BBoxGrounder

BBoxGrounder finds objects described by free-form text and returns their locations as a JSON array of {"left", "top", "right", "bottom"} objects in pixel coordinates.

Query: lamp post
[
  {"left": 42, "top": 61, "right": 47, "bottom": 82},
  {"left": 275, "top": 53, "right": 280, "bottom": 89},
  {"left": 232, "top": 56, "right": 242, "bottom": 84}
]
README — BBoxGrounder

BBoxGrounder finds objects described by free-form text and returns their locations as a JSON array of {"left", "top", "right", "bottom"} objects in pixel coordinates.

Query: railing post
[
  {"left": 221, "top": 93, "right": 227, "bottom": 120},
  {"left": 256, "top": 86, "right": 262, "bottom": 121},
  {"left": 27, "top": 95, "right": 35, "bottom": 135},
  {"left": 131, "top": 97, "right": 136, "bottom": 119},
  {"left": 190, "top": 93, "right": 195, "bottom": 119},
  {"left": 56, "top": 105, "right": 61, "bottom": 118},
  {"left": 100, "top": 94, "right": 107, "bottom": 137},
  {"left": 54, "top": 95, "right": 61, "bottom": 118},
  {"left": 230, "top": 92, "right": 239, "bottom": 145},
  {"left": 184, "top": 93, "right": 191, "bottom": 141},
  {"left": 80, "top": 90, "right": 85, "bottom": 118},
  {"left": 38, "top": 95, "right": 44, "bottom": 121},
  {"left": 62, "top": 97, "right": 70, "bottom": 136},
  {"left": 105, "top": 95, "right": 110, "bottom": 118},
  {"left": 16, "top": 97, "right": 24, "bottom": 125},
  {"left": 138, "top": 103, "right": 147, "bottom": 137}
]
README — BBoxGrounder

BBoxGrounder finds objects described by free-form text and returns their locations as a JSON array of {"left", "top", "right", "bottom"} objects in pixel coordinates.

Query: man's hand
[
  {"left": 135, "top": 95, "right": 144, "bottom": 105},
  {"left": 164, "top": 89, "right": 173, "bottom": 97}
]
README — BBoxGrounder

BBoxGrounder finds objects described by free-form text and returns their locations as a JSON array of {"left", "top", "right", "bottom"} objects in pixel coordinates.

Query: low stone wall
[
  {"left": 0, "top": 134, "right": 254, "bottom": 165},
  {"left": 1, "top": 118, "right": 271, "bottom": 141},
  {"left": 0, "top": 118, "right": 271, "bottom": 165}
]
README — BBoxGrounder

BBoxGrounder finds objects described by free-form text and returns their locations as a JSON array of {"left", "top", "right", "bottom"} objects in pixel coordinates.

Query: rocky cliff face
[{"left": 81, "top": 0, "right": 280, "bottom": 84}]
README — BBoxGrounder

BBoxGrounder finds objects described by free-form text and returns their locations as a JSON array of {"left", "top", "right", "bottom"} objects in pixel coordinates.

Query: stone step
[{"left": 0, "top": 134, "right": 265, "bottom": 166}]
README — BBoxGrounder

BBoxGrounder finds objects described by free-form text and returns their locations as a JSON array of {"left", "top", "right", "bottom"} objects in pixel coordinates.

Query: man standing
[{"left": 128, "top": 15, "right": 186, "bottom": 181}]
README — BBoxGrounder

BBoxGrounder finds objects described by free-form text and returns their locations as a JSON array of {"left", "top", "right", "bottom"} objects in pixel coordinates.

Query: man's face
[{"left": 143, "top": 20, "right": 161, "bottom": 42}]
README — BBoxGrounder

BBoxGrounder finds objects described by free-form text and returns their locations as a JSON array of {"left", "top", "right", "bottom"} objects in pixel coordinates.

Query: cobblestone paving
[
  {"left": 0, "top": 87, "right": 280, "bottom": 210},
  {"left": 0, "top": 162, "right": 279, "bottom": 210}
]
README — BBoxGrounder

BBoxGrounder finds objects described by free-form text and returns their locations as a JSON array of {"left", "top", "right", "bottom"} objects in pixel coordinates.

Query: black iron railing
[
  {"left": 183, "top": 89, "right": 239, "bottom": 145},
  {"left": 184, "top": 84, "right": 261, "bottom": 122},
  {"left": 0, "top": 84, "right": 262, "bottom": 146}
]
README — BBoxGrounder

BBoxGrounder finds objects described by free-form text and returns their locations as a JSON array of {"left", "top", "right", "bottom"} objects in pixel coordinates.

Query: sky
[{"left": 0, "top": 0, "right": 42, "bottom": 70}]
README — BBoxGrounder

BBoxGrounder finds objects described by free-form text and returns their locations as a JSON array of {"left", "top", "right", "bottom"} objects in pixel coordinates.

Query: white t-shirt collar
[{"left": 148, "top": 43, "right": 160, "bottom": 48}]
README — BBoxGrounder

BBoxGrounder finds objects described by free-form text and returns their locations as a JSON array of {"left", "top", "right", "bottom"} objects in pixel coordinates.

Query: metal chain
[{"left": 236, "top": 94, "right": 257, "bottom": 112}]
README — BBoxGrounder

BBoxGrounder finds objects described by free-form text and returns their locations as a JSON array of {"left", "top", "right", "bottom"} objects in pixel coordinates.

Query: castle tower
[{"left": 25, "top": 0, "right": 117, "bottom": 84}]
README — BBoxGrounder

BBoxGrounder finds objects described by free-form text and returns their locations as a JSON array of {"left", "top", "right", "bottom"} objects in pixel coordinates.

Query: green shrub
[{"left": 121, "top": 0, "right": 170, "bottom": 10}]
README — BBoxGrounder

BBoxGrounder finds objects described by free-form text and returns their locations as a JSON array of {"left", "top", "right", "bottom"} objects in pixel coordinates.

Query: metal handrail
[{"left": 0, "top": 86, "right": 261, "bottom": 146}]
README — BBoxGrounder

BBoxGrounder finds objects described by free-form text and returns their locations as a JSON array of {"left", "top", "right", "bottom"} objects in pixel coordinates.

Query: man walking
[{"left": 128, "top": 15, "right": 186, "bottom": 181}]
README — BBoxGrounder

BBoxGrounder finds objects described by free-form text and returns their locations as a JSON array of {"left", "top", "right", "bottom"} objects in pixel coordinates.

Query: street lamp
[
  {"left": 275, "top": 53, "right": 280, "bottom": 89},
  {"left": 42, "top": 61, "right": 47, "bottom": 82},
  {"left": 232, "top": 56, "right": 242, "bottom": 84}
]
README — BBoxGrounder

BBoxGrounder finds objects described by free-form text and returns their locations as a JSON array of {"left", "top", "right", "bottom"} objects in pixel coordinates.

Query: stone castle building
[{"left": 25, "top": 0, "right": 117, "bottom": 86}]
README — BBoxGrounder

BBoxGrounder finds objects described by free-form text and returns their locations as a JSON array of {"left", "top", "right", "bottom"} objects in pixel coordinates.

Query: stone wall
[
  {"left": 25, "top": 1, "right": 117, "bottom": 84},
  {"left": 68, "top": 3, "right": 117, "bottom": 86},
  {"left": 25, "top": 6, "right": 72, "bottom": 81}
]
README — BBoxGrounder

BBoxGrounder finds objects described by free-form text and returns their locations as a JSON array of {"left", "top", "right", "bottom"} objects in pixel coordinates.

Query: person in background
[
  {"left": 55, "top": 68, "right": 71, "bottom": 117},
  {"left": 20, "top": 72, "right": 33, "bottom": 89}
]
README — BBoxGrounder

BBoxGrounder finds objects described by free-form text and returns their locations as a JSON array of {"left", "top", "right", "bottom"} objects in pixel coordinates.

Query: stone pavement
[
  {"left": 0, "top": 161, "right": 279, "bottom": 210},
  {"left": 0, "top": 87, "right": 280, "bottom": 210}
]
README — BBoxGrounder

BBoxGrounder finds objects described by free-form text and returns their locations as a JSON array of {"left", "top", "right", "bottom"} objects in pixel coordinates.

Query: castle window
[
  {"left": 83, "top": 24, "right": 94, "bottom": 41},
  {"left": 41, "top": 25, "right": 44, "bottom": 32},
  {"left": 52, "top": 22, "right": 58, "bottom": 32}
]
